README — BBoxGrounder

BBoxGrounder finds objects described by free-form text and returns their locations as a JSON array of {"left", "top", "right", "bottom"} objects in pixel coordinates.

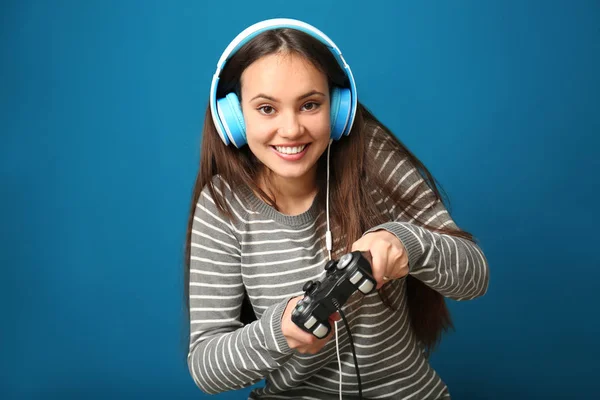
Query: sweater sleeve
[
  {"left": 364, "top": 127, "right": 489, "bottom": 300},
  {"left": 187, "top": 186, "right": 294, "bottom": 394}
]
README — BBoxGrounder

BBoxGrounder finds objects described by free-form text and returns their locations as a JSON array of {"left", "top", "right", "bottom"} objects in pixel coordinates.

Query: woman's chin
[{"left": 264, "top": 163, "right": 317, "bottom": 182}]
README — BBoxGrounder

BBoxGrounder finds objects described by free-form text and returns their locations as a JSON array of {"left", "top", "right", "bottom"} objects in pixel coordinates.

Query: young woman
[{"left": 185, "top": 19, "right": 489, "bottom": 399}]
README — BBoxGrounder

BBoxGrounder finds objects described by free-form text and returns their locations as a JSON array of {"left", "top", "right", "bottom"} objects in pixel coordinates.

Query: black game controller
[{"left": 291, "top": 251, "right": 376, "bottom": 339}]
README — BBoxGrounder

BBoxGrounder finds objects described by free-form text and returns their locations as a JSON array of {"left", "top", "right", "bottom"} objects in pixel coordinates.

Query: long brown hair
[{"left": 184, "top": 28, "right": 476, "bottom": 356}]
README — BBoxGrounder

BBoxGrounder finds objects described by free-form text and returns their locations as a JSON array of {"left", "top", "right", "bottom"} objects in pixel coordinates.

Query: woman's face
[{"left": 240, "top": 52, "right": 331, "bottom": 189}]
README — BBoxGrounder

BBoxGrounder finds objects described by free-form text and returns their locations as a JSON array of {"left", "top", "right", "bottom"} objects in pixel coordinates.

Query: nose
[{"left": 278, "top": 110, "right": 304, "bottom": 138}]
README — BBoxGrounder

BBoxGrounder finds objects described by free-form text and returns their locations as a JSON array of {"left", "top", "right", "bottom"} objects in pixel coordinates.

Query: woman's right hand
[{"left": 281, "top": 296, "right": 340, "bottom": 354}]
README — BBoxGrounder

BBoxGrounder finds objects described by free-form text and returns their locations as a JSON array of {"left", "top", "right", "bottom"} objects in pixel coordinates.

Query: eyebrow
[{"left": 250, "top": 90, "right": 326, "bottom": 103}]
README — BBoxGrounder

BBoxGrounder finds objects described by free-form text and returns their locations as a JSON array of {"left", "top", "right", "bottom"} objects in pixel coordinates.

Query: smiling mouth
[{"left": 272, "top": 144, "right": 309, "bottom": 155}]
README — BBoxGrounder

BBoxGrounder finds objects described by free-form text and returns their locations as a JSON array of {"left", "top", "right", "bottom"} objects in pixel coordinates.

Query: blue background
[{"left": 2, "top": 0, "right": 598, "bottom": 398}]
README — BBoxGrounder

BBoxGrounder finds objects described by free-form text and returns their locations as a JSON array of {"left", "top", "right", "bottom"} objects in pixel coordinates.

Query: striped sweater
[{"left": 187, "top": 127, "right": 489, "bottom": 399}]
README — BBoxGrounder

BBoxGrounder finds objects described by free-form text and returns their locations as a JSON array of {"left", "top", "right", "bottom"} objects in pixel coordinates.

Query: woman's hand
[
  {"left": 281, "top": 296, "right": 340, "bottom": 354},
  {"left": 352, "top": 230, "right": 409, "bottom": 290}
]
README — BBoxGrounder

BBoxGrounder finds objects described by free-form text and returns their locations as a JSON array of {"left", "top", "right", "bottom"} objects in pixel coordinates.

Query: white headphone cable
[
  {"left": 326, "top": 139, "right": 333, "bottom": 261},
  {"left": 325, "top": 139, "right": 342, "bottom": 398}
]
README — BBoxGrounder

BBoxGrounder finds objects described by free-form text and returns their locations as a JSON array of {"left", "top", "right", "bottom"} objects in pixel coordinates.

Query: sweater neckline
[{"left": 239, "top": 184, "right": 321, "bottom": 227}]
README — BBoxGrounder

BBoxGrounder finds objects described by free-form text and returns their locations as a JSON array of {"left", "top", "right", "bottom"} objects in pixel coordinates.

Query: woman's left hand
[{"left": 351, "top": 230, "right": 409, "bottom": 290}]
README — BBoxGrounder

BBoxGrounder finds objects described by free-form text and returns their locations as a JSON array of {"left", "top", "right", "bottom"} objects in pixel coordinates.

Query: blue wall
[{"left": 2, "top": 1, "right": 598, "bottom": 398}]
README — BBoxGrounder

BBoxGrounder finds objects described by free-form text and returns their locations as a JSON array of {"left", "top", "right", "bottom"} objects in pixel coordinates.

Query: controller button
[
  {"left": 350, "top": 271, "right": 363, "bottom": 285},
  {"left": 337, "top": 253, "right": 353, "bottom": 270},
  {"left": 313, "top": 323, "right": 329, "bottom": 339},
  {"left": 358, "top": 279, "right": 375, "bottom": 294},
  {"left": 304, "top": 316, "right": 317, "bottom": 330},
  {"left": 303, "top": 280, "right": 314, "bottom": 293},
  {"left": 324, "top": 260, "right": 336, "bottom": 272},
  {"left": 296, "top": 304, "right": 305, "bottom": 314},
  {"left": 311, "top": 281, "right": 321, "bottom": 292}
]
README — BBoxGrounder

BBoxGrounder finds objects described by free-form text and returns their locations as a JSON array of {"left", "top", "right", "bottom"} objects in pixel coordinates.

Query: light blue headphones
[{"left": 209, "top": 18, "right": 358, "bottom": 148}]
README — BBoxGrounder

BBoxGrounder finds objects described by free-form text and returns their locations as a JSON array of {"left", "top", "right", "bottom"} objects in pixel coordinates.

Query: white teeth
[{"left": 274, "top": 145, "right": 307, "bottom": 154}]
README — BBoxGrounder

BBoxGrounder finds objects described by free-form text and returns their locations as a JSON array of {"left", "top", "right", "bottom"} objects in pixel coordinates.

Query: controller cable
[{"left": 332, "top": 298, "right": 363, "bottom": 400}]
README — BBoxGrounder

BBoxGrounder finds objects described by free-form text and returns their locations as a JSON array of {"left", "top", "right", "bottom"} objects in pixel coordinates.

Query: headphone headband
[{"left": 209, "top": 18, "right": 358, "bottom": 147}]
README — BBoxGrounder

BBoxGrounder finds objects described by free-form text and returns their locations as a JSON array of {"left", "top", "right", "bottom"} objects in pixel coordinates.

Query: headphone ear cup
[
  {"left": 216, "top": 92, "right": 247, "bottom": 147},
  {"left": 330, "top": 86, "right": 352, "bottom": 140}
]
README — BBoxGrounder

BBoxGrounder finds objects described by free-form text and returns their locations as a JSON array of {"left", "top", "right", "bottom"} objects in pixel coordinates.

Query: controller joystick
[
  {"left": 302, "top": 280, "right": 315, "bottom": 293},
  {"left": 324, "top": 260, "right": 336, "bottom": 274}
]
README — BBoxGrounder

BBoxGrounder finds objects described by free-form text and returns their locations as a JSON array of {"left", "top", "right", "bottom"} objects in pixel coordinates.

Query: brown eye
[
  {"left": 302, "top": 102, "right": 320, "bottom": 111},
  {"left": 258, "top": 105, "right": 275, "bottom": 115}
]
